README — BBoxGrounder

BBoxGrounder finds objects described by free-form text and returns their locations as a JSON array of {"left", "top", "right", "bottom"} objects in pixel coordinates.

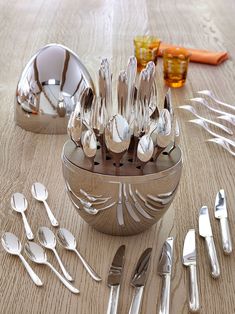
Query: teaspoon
[
  {"left": 10, "top": 193, "right": 34, "bottom": 240},
  {"left": 31, "top": 182, "right": 59, "bottom": 227},
  {"left": 25, "top": 242, "right": 79, "bottom": 294},
  {"left": 38, "top": 227, "right": 73, "bottom": 281},
  {"left": 57, "top": 228, "right": 102, "bottom": 282},
  {"left": 1, "top": 232, "right": 42, "bottom": 286},
  {"left": 197, "top": 90, "right": 235, "bottom": 112}
]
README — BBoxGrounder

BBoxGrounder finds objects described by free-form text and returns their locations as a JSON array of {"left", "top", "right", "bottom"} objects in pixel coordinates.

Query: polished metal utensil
[
  {"left": 182, "top": 229, "right": 200, "bottom": 312},
  {"left": 31, "top": 182, "right": 59, "bottom": 227},
  {"left": 157, "top": 237, "right": 174, "bottom": 314},
  {"left": 126, "top": 56, "right": 137, "bottom": 123},
  {"left": 38, "top": 226, "right": 73, "bottom": 281},
  {"left": 137, "top": 134, "right": 154, "bottom": 166},
  {"left": 57, "top": 228, "right": 101, "bottom": 281},
  {"left": 179, "top": 105, "right": 233, "bottom": 135},
  {"left": 217, "top": 115, "right": 235, "bottom": 126},
  {"left": 25, "top": 241, "right": 79, "bottom": 293},
  {"left": 164, "top": 88, "right": 173, "bottom": 122},
  {"left": 81, "top": 128, "right": 97, "bottom": 167},
  {"left": 105, "top": 114, "right": 131, "bottom": 167},
  {"left": 190, "top": 97, "right": 235, "bottom": 119},
  {"left": 128, "top": 248, "right": 152, "bottom": 314},
  {"left": 214, "top": 190, "right": 232, "bottom": 254},
  {"left": 167, "top": 119, "right": 180, "bottom": 155},
  {"left": 206, "top": 138, "right": 235, "bottom": 156},
  {"left": 1, "top": 232, "right": 43, "bottom": 286},
  {"left": 197, "top": 90, "right": 235, "bottom": 112},
  {"left": 107, "top": 245, "right": 125, "bottom": 314},
  {"left": 199, "top": 206, "right": 220, "bottom": 278},
  {"left": 10, "top": 193, "right": 34, "bottom": 240},
  {"left": 189, "top": 119, "right": 235, "bottom": 148}
]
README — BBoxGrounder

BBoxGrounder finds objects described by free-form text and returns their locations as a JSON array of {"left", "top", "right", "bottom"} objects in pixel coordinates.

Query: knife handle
[
  {"left": 128, "top": 286, "right": 144, "bottom": 314},
  {"left": 205, "top": 236, "right": 220, "bottom": 278},
  {"left": 220, "top": 217, "right": 232, "bottom": 254},
  {"left": 107, "top": 285, "right": 120, "bottom": 314},
  {"left": 189, "top": 265, "right": 200, "bottom": 312},
  {"left": 159, "top": 274, "right": 171, "bottom": 314}
]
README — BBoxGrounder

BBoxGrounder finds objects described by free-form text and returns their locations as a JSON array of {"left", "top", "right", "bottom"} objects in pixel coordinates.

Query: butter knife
[
  {"left": 129, "top": 248, "right": 152, "bottom": 314},
  {"left": 199, "top": 206, "right": 220, "bottom": 278},
  {"left": 157, "top": 237, "right": 174, "bottom": 314},
  {"left": 215, "top": 189, "right": 232, "bottom": 254},
  {"left": 182, "top": 229, "right": 200, "bottom": 312},
  {"left": 107, "top": 245, "right": 125, "bottom": 314}
]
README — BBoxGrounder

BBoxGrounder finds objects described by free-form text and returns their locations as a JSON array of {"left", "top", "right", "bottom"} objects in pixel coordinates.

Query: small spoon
[
  {"left": 137, "top": 134, "right": 154, "bottom": 168},
  {"left": 38, "top": 227, "right": 73, "bottom": 281},
  {"left": 10, "top": 193, "right": 34, "bottom": 240},
  {"left": 1, "top": 232, "right": 42, "bottom": 286},
  {"left": 81, "top": 129, "right": 97, "bottom": 167},
  {"left": 57, "top": 228, "right": 102, "bottom": 282},
  {"left": 31, "top": 183, "right": 59, "bottom": 227},
  {"left": 197, "top": 90, "right": 235, "bottom": 112},
  {"left": 206, "top": 138, "right": 235, "bottom": 156},
  {"left": 25, "top": 242, "right": 79, "bottom": 294},
  {"left": 217, "top": 115, "right": 235, "bottom": 126}
]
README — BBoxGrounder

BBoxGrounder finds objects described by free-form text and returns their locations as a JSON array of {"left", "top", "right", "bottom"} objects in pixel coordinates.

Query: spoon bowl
[
  {"left": 38, "top": 227, "right": 56, "bottom": 249},
  {"left": 25, "top": 242, "right": 47, "bottom": 264},
  {"left": 1, "top": 232, "right": 21, "bottom": 255}
]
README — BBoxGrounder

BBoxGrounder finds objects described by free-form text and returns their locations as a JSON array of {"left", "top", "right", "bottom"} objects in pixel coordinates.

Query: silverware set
[
  {"left": 106, "top": 246, "right": 152, "bottom": 314},
  {"left": 180, "top": 89, "right": 235, "bottom": 156},
  {"left": 2, "top": 183, "right": 102, "bottom": 294},
  {"left": 68, "top": 56, "right": 180, "bottom": 170}
]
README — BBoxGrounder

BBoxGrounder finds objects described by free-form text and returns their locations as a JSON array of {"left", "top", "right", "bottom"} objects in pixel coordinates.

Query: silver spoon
[
  {"left": 1, "top": 232, "right": 42, "bottom": 286},
  {"left": 10, "top": 193, "right": 34, "bottom": 240},
  {"left": 206, "top": 138, "right": 235, "bottom": 157},
  {"left": 197, "top": 90, "right": 235, "bottom": 112},
  {"left": 57, "top": 228, "right": 102, "bottom": 282},
  {"left": 179, "top": 105, "right": 233, "bottom": 135},
  {"left": 189, "top": 119, "right": 235, "bottom": 148},
  {"left": 217, "top": 115, "right": 235, "bottom": 126},
  {"left": 81, "top": 129, "right": 97, "bottom": 167},
  {"left": 25, "top": 242, "right": 79, "bottom": 294},
  {"left": 190, "top": 97, "right": 235, "bottom": 118},
  {"left": 137, "top": 134, "right": 154, "bottom": 166},
  {"left": 38, "top": 227, "right": 73, "bottom": 281},
  {"left": 31, "top": 183, "right": 59, "bottom": 227}
]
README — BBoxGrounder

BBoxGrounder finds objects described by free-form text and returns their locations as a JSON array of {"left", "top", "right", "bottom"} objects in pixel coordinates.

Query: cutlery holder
[{"left": 62, "top": 140, "right": 182, "bottom": 236}]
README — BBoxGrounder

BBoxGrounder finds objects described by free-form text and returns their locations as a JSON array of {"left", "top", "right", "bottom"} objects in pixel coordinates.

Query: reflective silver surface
[
  {"left": 179, "top": 105, "right": 233, "bottom": 135},
  {"left": 25, "top": 241, "right": 79, "bottom": 293},
  {"left": 206, "top": 138, "right": 235, "bottom": 156},
  {"left": 199, "top": 206, "right": 213, "bottom": 237},
  {"left": 1, "top": 232, "right": 43, "bottom": 286},
  {"left": 197, "top": 90, "right": 235, "bottom": 112},
  {"left": 31, "top": 182, "right": 59, "bottom": 227},
  {"left": 15, "top": 43, "right": 95, "bottom": 134},
  {"left": 214, "top": 190, "right": 232, "bottom": 254},
  {"left": 137, "top": 135, "right": 154, "bottom": 163},
  {"left": 57, "top": 228, "right": 101, "bottom": 282},
  {"left": 10, "top": 193, "right": 34, "bottom": 240},
  {"left": 38, "top": 226, "right": 73, "bottom": 281},
  {"left": 182, "top": 229, "right": 200, "bottom": 312}
]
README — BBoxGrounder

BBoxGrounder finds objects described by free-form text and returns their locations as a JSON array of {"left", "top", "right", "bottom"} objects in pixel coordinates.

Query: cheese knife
[
  {"left": 199, "top": 206, "right": 220, "bottom": 278},
  {"left": 182, "top": 229, "right": 200, "bottom": 312},
  {"left": 157, "top": 237, "right": 174, "bottom": 314},
  {"left": 215, "top": 189, "right": 232, "bottom": 254},
  {"left": 129, "top": 248, "right": 152, "bottom": 314},
  {"left": 107, "top": 245, "right": 126, "bottom": 314}
]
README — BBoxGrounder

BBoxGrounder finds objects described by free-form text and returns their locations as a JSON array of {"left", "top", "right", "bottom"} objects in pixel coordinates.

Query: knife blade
[
  {"left": 182, "top": 229, "right": 200, "bottom": 312},
  {"left": 199, "top": 206, "right": 220, "bottom": 278},
  {"left": 157, "top": 237, "right": 174, "bottom": 314},
  {"left": 129, "top": 248, "right": 152, "bottom": 314},
  {"left": 215, "top": 189, "right": 232, "bottom": 254},
  {"left": 107, "top": 245, "right": 125, "bottom": 314}
]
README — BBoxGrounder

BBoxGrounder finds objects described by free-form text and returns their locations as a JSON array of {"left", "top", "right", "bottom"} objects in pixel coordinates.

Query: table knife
[
  {"left": 215, "top": 189, "right": 232, "bottom": 254},
  {"left": 107, "top": 245, "right": 125, "bottom": 314},
  {"left": 157, "top": 237, "right": 174, "bottom": 314},
  {"left": 199, "top": 206, "right": 220, "bottom": 278},
  {"left": 129, "top": 248, "right": 152, "bottom": 314},
  {"left": 182, "top": 229, "right": 200, "bottom": 312}
]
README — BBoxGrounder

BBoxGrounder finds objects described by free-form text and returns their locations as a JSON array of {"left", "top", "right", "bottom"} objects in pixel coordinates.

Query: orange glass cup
[
  {"left": 134, "top": 36, "right": 161, "bottom": 71},
  {"left": 163, "top": 47, "right": 190, "bottom": 88}
]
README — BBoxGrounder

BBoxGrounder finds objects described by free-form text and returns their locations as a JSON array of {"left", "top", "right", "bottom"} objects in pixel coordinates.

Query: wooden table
[{"left": 0, "top": 0, "right": 235, "bottom": 313}]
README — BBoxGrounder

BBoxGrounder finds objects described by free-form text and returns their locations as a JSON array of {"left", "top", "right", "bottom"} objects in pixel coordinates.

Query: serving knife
[
  {"left": 107, "top": 245, "right": 125, "bottom": 314},
  {"left": 215, "top": 189, "right": 232, "bottom": 254},
  {"left": 157, "top": 237, "right": 174, "bottom": 314},
  {"left": 182, "top": 229, "right": 200, "bottom": 312},
  {"left": 129, "top": 248, "right": 152, "bottom": 314},
  {"left": 199, "top": 206, "right": 220, "bottom": 278}
]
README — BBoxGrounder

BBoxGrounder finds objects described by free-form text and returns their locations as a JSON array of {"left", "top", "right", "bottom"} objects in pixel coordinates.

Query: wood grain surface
[{"left": 0, "top": 0, "right": 235, "bottom": 313}]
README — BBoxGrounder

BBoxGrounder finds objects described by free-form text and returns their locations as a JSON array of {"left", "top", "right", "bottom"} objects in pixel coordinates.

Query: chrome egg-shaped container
[
  {"left": 62, "top": 140, "right": 182, "bottom": 236},
  {"left": 15, "top": 43, "right": 95, "bottom": 134}
]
